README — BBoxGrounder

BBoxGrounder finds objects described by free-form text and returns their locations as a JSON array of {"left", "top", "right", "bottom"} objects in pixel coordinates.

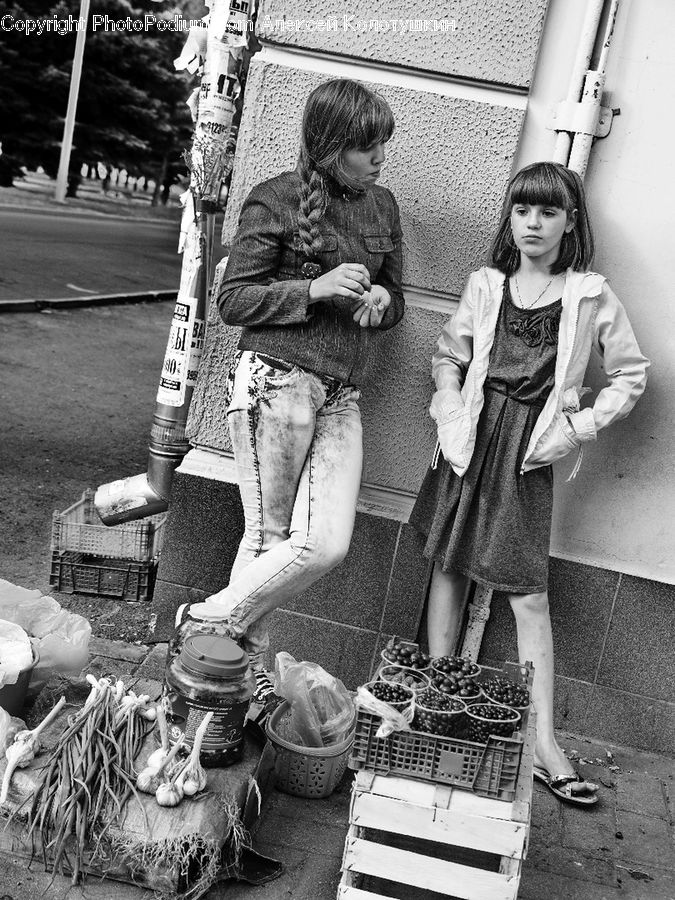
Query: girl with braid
[{"left": 187, "top": 78, "right": 404, "bottom": 705}]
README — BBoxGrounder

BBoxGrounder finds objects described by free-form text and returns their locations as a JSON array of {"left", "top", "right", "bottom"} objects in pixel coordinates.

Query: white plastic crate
[{"left": 51, "top": 490, "right": 166, "bottom": 562}]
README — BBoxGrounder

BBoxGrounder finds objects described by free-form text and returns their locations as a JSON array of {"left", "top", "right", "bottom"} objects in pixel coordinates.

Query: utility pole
[{"left": 55, "top": 0, "right": 90, "bottom": 202}]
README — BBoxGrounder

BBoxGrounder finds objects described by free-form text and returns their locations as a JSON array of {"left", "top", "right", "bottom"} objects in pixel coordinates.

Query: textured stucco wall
[
  {"left": 257, "top": 0, "right": 548, "bottom": 87},
  {"left": 220, "top": 59, "right": 524, "bottom": 296},
  {"left": 188, "top": 59, "right": 525, "bottom": 486}
]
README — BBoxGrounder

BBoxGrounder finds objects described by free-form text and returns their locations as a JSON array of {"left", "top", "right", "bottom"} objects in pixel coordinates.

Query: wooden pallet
[{"left": 338, "top": 711, "right": 534, "bottom": 900}]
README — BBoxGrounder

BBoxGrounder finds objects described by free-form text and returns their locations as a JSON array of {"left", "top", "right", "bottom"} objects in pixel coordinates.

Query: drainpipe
[
  {"left": 552, "top": 0, "right": 606, "bottom": 164},
  {"left": 552, "top": 0, "right": 620, "bottom": 175},
  {"left": 568, "top": 0, "right": 620, "bottom": 176},
  {"left": 94, "top": 0, "right": 246, "bottom": 526}
]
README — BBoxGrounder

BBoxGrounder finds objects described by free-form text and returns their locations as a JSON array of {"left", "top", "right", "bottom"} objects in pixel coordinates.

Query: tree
[{"left": 0, "top": 0, "right": 198, "bottom": 194}]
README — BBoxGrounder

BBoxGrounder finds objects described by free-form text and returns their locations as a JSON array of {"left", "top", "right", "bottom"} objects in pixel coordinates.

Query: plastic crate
[
  {"left": 49, "top": 550, "right": 157, "bottom": 602},
  {"left": 51, "top": 490, "right": 166, "bottom": 562},
  {"left": 349, "top": 659, "right": 533, "bottom": 801}
]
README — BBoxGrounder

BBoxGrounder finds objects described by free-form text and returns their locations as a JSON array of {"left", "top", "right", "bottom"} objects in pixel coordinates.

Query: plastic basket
[
  {"left": 49, "top": 550, "right": 157, "bottom": 602},
  {"left": 265, "top": 701, "right": 354, "bottom": 799},
  {"left": 51, "top": 490, "right": 166, "bottom": 562},
  {"left": 350, "top": 658, "right": 533, "bottom": 801}
]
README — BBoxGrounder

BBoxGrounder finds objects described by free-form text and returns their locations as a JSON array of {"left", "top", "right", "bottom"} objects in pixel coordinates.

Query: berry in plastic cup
[
  {"left": 464, "top": 702, "right": 521, "bottom": 743},
  {"left": 378, "top": 665, "right": 431, "bottom": 694}
]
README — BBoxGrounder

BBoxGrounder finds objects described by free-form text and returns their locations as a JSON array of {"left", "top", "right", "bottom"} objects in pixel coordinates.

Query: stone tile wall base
[
  {"left": 153, "top": 473, "right": 675, "bottom": 753},
  {"left": 479, "top": 557, "right": 675, "bottom": 755}
]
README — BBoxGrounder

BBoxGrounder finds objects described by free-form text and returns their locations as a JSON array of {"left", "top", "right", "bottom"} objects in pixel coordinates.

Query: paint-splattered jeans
[{"left": 200, "top": 351, "right": 363, "bottom": 668}]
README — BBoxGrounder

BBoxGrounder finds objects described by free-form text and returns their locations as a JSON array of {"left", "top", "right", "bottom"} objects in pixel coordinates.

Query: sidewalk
[
  {"left": 0, "top": 170, "right": 184, "bottom": 223},
  {"left": 2, "top": 634, "right": 673, "bottom": 900}
]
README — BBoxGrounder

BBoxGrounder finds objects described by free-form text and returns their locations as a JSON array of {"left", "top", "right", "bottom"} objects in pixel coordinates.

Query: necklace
[{"left": 513, "top": 274, "right": 555, "bottom": 310}]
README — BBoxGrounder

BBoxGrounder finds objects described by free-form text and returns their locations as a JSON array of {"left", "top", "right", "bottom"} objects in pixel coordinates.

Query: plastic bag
[
  {"left": 0, "top": 620, "right": 33, "bottom": 687},
  {"left": 274, "top": 652, "right": 355, "bottom": 748},
  {"left": 355, "top": 685, "right": 414, "bottom": 738},
  {"left": 0, "top": 580, "right": 91, "bottom": 694}
]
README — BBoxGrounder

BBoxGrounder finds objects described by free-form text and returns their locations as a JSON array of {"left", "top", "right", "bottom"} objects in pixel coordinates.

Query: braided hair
[{"left": 296, "top": 79, "right": 395, "bottom": 258}]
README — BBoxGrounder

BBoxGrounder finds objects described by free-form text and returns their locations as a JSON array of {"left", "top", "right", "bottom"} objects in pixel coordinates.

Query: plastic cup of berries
[
  {"left": 381, "top": 641, "right": 431, "bottom": 671},
  {"left": 429, "top": 670, "right": 483, "bottom": 705},
  {"left": 364, "top": 679, "right": 415, "bottom": 712},
  {"left": 481, "top": 675, "right": 531, "bottom": 712},
  {"left": 431, "top": 655, "right": 481, "bottom": 680},
  {"left": 378, "top": 665, "right": 431, "bottom": 695},
  {"left": 412, "top": 688, "right": 466, "bottom": 737},
  {"left": 464, "top": 703, "right": 521, "bottom": 743}
]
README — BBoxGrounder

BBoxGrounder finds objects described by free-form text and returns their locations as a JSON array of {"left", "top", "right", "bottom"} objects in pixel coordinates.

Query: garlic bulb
[
  {"left": 176, "top": 711, "right": 212, "bottom": 797},
  {"left": 1, "top": 696, "right": 67, "bottom": 805},
  {"left": 13, "top": 695, "right": 67, "bottom": 757},
  {"left": 136, "top": 732, "right": 184, "bottom": 794},
  {"left": 1, "top": 741, "right": 34, "bottom": 804},
  {"left": 155, "top": 780, "right": 184, "bottom": 807},
  {"left": 145, "top": 704, "right": 170, "bottom": 771}
]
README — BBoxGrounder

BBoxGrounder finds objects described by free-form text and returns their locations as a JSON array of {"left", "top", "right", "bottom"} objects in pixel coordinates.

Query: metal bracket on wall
[{"left": 548, "top": 99, "right": 615, "bottom": 139}]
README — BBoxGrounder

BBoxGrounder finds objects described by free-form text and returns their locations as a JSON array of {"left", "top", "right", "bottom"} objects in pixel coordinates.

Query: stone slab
[{"left": 89, "top": 636, "right": 149, "bottom": 663}]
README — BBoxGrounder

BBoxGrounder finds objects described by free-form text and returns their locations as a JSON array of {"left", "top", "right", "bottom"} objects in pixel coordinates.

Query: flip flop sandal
[{"left": 533, "top": 765, "right": 599, "bottom": 806}]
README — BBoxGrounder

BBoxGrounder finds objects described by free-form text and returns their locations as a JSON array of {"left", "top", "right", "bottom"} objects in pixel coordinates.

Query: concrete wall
[
  {"left": 257, "top": 0, "right": 545, "bottom": 86},
  {"left": 479, "top": 0, "right": 675, "bottom": 753},
  {"left": 168, "top": 0, "right": 548, "bottom": 687},
  {"left": 188, "top": 60, "right": 530, "bottom": 491},
  {"left": 514, "top": 0, "right": 675, "bottom": 585},
  {"left": 156, "top": 0, "right": 675, "bottom": 754}
]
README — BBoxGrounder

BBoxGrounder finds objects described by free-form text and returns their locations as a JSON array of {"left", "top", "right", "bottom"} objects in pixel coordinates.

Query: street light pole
[{"left": 54, "top": 0, "right": 90, "bottom": 202}]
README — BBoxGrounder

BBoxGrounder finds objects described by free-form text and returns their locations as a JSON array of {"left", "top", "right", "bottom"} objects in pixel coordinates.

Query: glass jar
[
  {"left": 164, "top": 633, "right": 254, "bottom": 767},
  {"left": 167, "top": 603, "right": 235, "bottom": 662}
]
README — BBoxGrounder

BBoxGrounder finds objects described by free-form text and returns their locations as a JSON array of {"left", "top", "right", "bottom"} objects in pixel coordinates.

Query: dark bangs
[
  {"left": 344, "top": 92, "right": 395, "bottom": 150},
  {"left": 490, "top": 161, "right": 595, "bottom": 275},
  {"left": 509, "top": 163, "right": 576, "bottom": 212}
]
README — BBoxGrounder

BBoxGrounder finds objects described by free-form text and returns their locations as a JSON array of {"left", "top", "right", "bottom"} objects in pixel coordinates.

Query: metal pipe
[
  {"left": 94, "top": 203, "right": 210, "bottom": 524},
  {"left": 568, "top": 0, "right": 620, "bottom": 176},
  {"left": 94, "top": 0, "right": 245, "bottom": 525},
  {"left": 553, "top": 0, "right": 606, "bottom": 164}
]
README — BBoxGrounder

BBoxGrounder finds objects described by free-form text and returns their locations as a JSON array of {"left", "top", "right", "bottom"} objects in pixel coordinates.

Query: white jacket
[{"left": 430, "top": 267, "right": 649, "bottom": 477}]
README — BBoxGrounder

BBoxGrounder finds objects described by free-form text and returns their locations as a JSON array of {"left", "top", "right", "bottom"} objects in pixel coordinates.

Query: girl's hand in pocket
[{"left": 352, "top": 285, "right": 391, "bottom": 328}]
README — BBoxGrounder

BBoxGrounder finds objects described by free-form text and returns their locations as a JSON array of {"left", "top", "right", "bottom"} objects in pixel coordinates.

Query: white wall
[{"left": 518, "top": 0, "right": 675, "bottom": 583}]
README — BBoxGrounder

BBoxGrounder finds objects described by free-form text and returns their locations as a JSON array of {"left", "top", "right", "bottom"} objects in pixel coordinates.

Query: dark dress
[{"left": 410, "top": 280, "right": 563, "bottom": 593}]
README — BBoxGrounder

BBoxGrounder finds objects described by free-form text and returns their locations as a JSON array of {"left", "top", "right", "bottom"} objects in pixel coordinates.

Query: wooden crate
[{"left": 338, "top": 710, "right": 534, "bottom": 900}]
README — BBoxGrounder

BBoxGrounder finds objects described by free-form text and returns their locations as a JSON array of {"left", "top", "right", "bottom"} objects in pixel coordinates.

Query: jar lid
[{"left": 180, "top": 634, "right": 249, "bottom": 677}]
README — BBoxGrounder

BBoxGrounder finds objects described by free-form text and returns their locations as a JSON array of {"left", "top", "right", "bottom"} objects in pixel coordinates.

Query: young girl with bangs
[
  {"left": 410, "top": 161, "right": 648, "bottom": 805},
  {"left": 186, "top": 78, "right": 404, "bottom": 704}
]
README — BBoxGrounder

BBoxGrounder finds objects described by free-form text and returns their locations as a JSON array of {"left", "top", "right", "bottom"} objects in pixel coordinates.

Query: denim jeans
[{"left": 199, "top": 351, "right": 363, "bottom": 667}]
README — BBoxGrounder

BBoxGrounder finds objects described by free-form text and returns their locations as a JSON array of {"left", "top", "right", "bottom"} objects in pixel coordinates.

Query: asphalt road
[
  {"left": 0, "top": 302, "right": 176, "bottom": 640},
  {"left": 0, "top": 208, "right": 184, "bottom": 301}
]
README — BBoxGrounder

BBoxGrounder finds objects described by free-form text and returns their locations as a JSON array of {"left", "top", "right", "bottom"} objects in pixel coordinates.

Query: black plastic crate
[{"left": 49, "top": 550, "right": 157, "bottom": 602}]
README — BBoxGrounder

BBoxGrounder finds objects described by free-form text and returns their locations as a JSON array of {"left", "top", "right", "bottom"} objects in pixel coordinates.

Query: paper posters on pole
[{"left": 156, "top": 230, "right": 206, "bottom": 408}]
